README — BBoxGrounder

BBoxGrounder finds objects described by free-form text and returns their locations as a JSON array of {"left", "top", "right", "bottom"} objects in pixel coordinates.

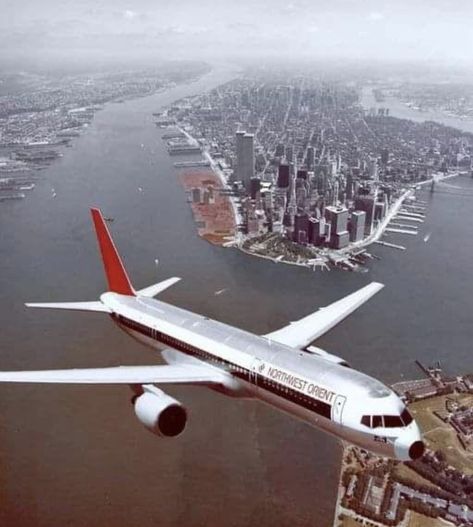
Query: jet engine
[
  {"left": 132, "top": 385, "right": 187, "bottom": 437},
  {"left": 306, "top": 346, "right": 351, "bottom": 367}
]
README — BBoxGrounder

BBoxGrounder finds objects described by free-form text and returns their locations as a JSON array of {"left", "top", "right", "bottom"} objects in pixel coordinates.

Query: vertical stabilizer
[{"left": 90, "top": 208, "right": 135, "bottom": 296}]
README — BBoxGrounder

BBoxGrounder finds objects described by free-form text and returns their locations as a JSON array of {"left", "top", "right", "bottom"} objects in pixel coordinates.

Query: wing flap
[
  {"left": 0, "top": 364, "right": 225, "bottom": 385},
  {"left": 265, "top": 282, "right": 384, "bottom": 349}
]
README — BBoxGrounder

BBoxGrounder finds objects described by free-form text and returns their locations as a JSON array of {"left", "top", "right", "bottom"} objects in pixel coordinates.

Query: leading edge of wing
[
  {"left": 0, "top": 364, "right": 226, "bottom": 385},
  {"left": 265, "top": 282, "right": 384, "bottom": 349}
]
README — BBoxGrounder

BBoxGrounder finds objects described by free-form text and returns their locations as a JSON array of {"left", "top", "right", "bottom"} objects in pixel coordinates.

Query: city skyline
[{"left": 163, "top": 73, "right": 473, "bottom": 270}]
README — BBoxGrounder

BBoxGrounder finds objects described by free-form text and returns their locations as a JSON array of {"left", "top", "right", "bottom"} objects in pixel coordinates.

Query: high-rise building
[
  {"left": 349, "top": 211, "right": 366, "bottom": 242},
  {"left": 325, "top": 205, "right": 349, "bottom": 249},
  {"left": 250, "top": 177, "right": 261, "bottom": 199},
  {"left": 354, "top": 195, "right": 375, "bottom": 231},
  {"left": 381, "top": 148, "right": 389, "bottom": 165},
  {"left": 286, "top": 145, "right": 294, "bottom": 163},
  {"left": 235, "top": 131, "right": 254, "bottom": 191},
  {"left": 369, "top": 158, "right": 379, "bottom": 181},
  {"left": 277, "top": 163, "right": 290, "bottom": 188},
  {"left": 296, "top": 168, "right": 308, "bottom": 180},
  {"left": 331, "top": 231, "right": 350, "bottom": 249},
  {"left": 261, "top": 188, "right": 273, "bottom": 211},
  {"left": 308, "top": 217, "right": 325, "bottom": 245},
  {"left": 324, "top": 205, "right": 348, "bottom": 234},
  {"left": 306, "top": 147, "right": 315, "bottom": 170},
  {"left": 294, "top": 213, "right": 309, "bottom": 244},
  {"left": 275, "top": 143, "right": 285, "bottom": 158},
  {"left": 346, "top": 172, "right": 354, "bottom": 200},
  {"left": 374, "top": 201, "right": 385, "bottom": 221}
]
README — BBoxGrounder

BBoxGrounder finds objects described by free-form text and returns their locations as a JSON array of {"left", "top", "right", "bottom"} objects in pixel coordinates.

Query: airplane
[{"left": 0, "top": 208, "right": 425, "bottom": 461}]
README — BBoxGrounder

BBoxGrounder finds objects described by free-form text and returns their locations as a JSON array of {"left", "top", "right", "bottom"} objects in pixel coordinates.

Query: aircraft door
[
  {"left": 249, "top": 358, "right": 263, "bottom": 388},
  {"left": 332, "top": 395, "right": 347, "bottom": 424}
]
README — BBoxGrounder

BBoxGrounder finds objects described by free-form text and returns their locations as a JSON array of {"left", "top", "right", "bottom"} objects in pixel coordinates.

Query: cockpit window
[
  {"left": 384, "top": 415, "right": 404, "bottom": 427},
  {"left": 361, "top": 410, "right": 412, "bottom": 429},
  {"left": 372, "top": 415, "right": 384, "bottom": 428},
  {"left": 401, "top": 408, "right": 413, "bottom": 426}
]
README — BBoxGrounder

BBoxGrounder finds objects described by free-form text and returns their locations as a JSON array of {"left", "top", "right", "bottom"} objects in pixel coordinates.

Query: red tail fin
[{"left": 90, "top": 208, "right": 135, "bottom": 296}]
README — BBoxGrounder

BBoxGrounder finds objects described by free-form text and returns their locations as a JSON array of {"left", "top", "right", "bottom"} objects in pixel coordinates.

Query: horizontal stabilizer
[
  {"left": 266, "top": 282, "right": 384, "bottom": 349},
  {"left": 137, "top": 277, "right": 181, "bottom": 298},
  {"left": 25, "top": 301, "right": 111, "bottom": 313},
  {"left": 0, "top": 364, "right": 226, "bottom": 385}
]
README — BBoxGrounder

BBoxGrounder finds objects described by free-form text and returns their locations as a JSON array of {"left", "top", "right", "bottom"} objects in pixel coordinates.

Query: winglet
[{"left": 90, "top": 208, "right": 135, "bottom": 296}]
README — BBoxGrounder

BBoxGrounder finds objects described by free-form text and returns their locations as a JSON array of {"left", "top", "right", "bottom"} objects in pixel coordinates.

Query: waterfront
[
  {"left": 361, "top": 86, "right": 473, "bottom": 134},
  {"left": 1, "top": 65, "right": 473, "bottom": 527}
]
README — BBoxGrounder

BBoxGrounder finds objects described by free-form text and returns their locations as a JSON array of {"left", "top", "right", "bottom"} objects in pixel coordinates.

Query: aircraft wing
[
  {"left": 25, "top": 301, "right": 111, "bottom": 313},
  {"left": 265, "top": 282, "right": 384, "bottom": 349},
  {"left": 0, "top": 364, "right": 226, "bottom": 385}
]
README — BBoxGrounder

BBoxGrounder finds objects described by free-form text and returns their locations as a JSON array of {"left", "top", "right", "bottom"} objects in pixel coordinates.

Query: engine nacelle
[
  {"left": 306, "top": 346, "right": 351, "bottom": 367},
  {"left": 133, "top": 385, "right": 187, "bottom": 437}
]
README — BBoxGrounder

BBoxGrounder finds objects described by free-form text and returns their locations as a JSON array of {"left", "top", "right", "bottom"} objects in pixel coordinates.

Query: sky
[{"left": 1, "top": 0, "right": 472, "bottom": 69}]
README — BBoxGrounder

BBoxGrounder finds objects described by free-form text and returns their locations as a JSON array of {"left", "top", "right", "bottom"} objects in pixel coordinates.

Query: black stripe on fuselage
[{"left": 114, "top": 314, "right": 332, "bottom": 421}]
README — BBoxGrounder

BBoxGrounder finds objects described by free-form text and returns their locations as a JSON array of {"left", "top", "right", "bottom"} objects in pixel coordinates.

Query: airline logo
[{"left": 260, "top": 363, "right": 337, "bottom": 404}]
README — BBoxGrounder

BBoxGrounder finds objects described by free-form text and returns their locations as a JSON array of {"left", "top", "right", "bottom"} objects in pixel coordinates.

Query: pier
[
  {"left": 374, "top": 240, "right": 406, "bottom": 250},
  {"left": 398, "top": 210, "right": 425, "bottom": 218},
  {"left": 395, "top": 215, "right": 424, "bottom": 223},
  {"left": 385, "top": 227, "right": 418, "bottom": 235},
  {"left": 388, "top": 222, "right": 418, "bottom": 230},
  {"left": 174, "top": 160, "right": 210, "bottom": 168}
]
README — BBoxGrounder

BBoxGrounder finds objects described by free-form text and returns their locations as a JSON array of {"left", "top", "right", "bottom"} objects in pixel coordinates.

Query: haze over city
[{"left": 1, "top": 0, "right": 473, "bottom": 69}]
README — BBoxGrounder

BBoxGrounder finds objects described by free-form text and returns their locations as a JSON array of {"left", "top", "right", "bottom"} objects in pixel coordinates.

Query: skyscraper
[
  {"left": 294, "top": 213, "right": 309, "bottom": 244},
  {"left": 286, "top": 145, "right": 294, "bottom": 163},
  {"left": 306, "top": 146, "right": 315, "bottom": 170},
  {"left": 369, "top": 157, "right": 379, "bottom": 181},
  {"left": 325, "top": 205, "right": 349, "bottom": 249},
  {"left": 277, "top": 163, "right": 290, "bottom": 189},
  {"left": 235, "top": 131, "right": 255, "bottom": 191},
  {"left": 349, "top": 211, "right": 366, "bottom": 242}
]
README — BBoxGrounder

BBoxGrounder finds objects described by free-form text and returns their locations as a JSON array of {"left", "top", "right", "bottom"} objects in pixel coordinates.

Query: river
[
  {"left": 361, "top": 85, "right": 473, "bottom": 134},
  {"left": 1, "top": 66, "right": 473, "bottom": 527}
]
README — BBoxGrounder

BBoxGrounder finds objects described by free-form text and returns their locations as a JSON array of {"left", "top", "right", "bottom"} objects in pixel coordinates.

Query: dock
[
  {"left": 388, "top": 222, "right": 418, "bottom": 230},
  {"left": 374, "top": 240, "right": 406, "bottom": 250},
  {"left": 398, "top": 210, "right": 425, "bottom": 219},
  {"left": 395, "top": 215, "right": 424, "bottom": 223},
  {"left": 174, "top": 160, "right": 210, "bottom": 168},
  {"left": 385, "top": 227, "right": 418, "bottom": 235}
]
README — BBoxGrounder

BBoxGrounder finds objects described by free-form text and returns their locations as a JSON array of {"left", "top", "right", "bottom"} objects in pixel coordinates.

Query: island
[{"left": 156, "top": 68, "right": 473, "bottom": 271}]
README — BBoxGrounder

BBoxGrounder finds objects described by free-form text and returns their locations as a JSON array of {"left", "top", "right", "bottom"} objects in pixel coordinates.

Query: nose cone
[{"left": 394, "top": 425, "right": 425, "bottom": 461}]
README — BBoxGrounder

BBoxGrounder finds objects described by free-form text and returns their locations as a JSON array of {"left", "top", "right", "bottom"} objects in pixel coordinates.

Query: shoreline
[
  {"left": 171, "top": 123, "right": 416, "bottom": 270},
  {"left": 175, "top": 123, "right": 243, "bottom": 232}
]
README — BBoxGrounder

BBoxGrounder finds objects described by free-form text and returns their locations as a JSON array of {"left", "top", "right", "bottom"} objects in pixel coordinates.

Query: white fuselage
[{"left": 101, "top": 292, "right": 423, "bottom": 461}]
